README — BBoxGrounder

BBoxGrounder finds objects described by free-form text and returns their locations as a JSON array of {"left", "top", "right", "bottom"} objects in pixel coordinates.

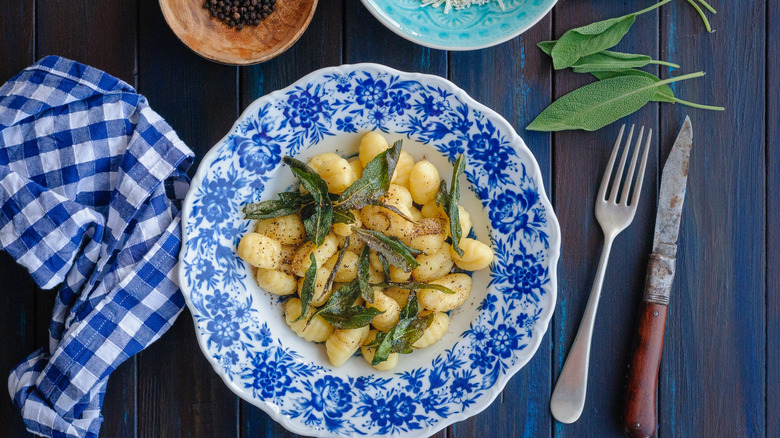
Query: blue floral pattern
[{"left": 180, "top": 64, "right": 560, "bottom": 437}]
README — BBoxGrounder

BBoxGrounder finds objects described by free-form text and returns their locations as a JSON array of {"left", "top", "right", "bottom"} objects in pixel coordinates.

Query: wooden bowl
[{"left": 160, "top": 0, "right": 318, "bottom": 65}]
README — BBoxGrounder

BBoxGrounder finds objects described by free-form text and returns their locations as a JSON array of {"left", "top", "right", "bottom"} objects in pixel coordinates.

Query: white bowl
[{"left": 179, "top": 63, "right": 560, "bottom": 437}]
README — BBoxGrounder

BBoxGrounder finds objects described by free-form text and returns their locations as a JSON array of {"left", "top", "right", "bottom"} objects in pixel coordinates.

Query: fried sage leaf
[
  {"left": 436, "top": 154, "right": 466, "bottom": 256},
  {"left": 336, "top": 140, "right": 402, "bottom": 210},
  {"left": 372, "top": 281, "right": 455, "bottom": 295},
  {"left": 369, "top": 294, "right": 433, "bottom": 365},
  {"left": 309, "top": 281, "right": 360, "bottom": 323},
  {"left": 295, "top": 253, "right": 317, "bottom": 322},
  {"left": 320, "top": 306, "right": 384, "bottom": 330},
  {"left": 333, "top": 209, "right": 357, "bottom": 224},
  {"left": 324, "top": 236, "right": 349, "bottom": 294},
  {"left": 243, "top": 192, "right": 312, "bottom": 219},
  {"left": 352, "top": 227, "right": 422, "bottom": 272},
  {"left": 308, "top": 280, "right": 383, "bottom": 329},
  {"left": 284, "top": 156, "right": 333, "bottom": 245},
  {"left": 356, "top": 246, "right": 374, "bottom": 303}
]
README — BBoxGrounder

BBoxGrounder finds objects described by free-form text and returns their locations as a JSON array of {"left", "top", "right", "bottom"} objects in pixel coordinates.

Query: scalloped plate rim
[
  {"left": 359, "top": 0, "right": 558, "bottom": 51},
  {"left": 178, "top": 62, "right": 561, "bottom": 437}
]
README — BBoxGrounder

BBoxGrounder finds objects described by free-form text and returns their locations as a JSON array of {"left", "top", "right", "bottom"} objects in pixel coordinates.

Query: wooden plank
[
  {"left": 767, "top": 2, "right": 779, "bottom": 436},
  {"left": 343, "top": 0, "right": 446, "bottom": 75},
  {"left": 0, "top": 1, "right": 36, "bottom": 436},
  {"left": 0, "top": 0, "right": 33, "bottom": 83},
  {"left": 35, "top": 1, "right": 139, "bottom": 436},
  {"left": 136, "top": 0, "right": 240, "bottom": 436},
  {"left": 447, "top": 14, "right": 553, "bottom": 438},
  {"left": 238, "top": 2, "right": 344, "bottom": 436},
  {"left": 658, "top": 1, "right": 766, "bottom": 437},
  {"left": 36, "top": 0, "right": 137, "bottom": 84},
  {"left": 551, "top": 2, "right": 661, "bottom": 437}
]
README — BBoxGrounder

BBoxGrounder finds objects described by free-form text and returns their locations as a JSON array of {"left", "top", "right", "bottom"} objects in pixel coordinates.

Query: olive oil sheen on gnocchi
[{"left": 237, "top": 132, "right": 495, "bottom": 371}]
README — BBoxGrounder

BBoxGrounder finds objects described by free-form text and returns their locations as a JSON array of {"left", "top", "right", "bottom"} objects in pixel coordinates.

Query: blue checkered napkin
[{"left": 0, "top": 56, "right": 194, "bottom": 438}]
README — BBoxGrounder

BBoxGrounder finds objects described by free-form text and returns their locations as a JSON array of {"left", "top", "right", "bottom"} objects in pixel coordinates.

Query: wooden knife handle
[{"left": 623, "top": 301, "right": 668, "bottom": 438}]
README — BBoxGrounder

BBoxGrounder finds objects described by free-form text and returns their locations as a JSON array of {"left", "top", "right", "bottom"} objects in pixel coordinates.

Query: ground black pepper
[{"left": 203, "top": 0, "right": 276, "bottom": 29}]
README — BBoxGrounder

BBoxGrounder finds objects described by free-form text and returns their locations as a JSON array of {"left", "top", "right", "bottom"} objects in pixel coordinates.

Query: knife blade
[{"left": 623, "top": 117, "right": 692, "bottom": 438}]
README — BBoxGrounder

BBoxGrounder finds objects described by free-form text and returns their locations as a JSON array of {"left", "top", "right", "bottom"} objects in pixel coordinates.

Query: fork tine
[
  {"left": 620, "top": 126, "right": 645, "bottom": 205},
  {"left": 608, "top": 125, "right": 635, "bottom": 202},
  {"left": 599, "top": 125, "right": 625, "bottom": 201},
  {"left": 630, "top": 128, "right": 653, "bottom": 207}
]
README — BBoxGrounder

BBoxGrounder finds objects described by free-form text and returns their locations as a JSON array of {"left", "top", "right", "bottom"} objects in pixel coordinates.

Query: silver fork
[{"left": 550, "top": 125, "right": 652, "bottom": 424}]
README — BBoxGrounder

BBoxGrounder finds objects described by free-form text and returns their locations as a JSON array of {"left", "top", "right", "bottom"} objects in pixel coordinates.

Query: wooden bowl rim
[{"left": 159, "top": 0, "right": 319, "bottom": 66}]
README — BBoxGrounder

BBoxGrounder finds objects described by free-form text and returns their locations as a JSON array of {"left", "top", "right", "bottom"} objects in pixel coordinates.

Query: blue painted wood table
[{"left": 0, "top": 0, "right": 776, "bottom": 437}]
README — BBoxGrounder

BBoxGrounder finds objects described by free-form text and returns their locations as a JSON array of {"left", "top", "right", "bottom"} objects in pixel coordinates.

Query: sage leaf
[
  {"left": 369, "top": 294, "right": 433, "bottom": 365},
  {"left": 539, "top": 41, "right": 678, "bottom": 73},
  {"left": 243, "top": 192, "right": 312, "bottom": 219},
  {"left": 352, "top": 227, "right": 422, "bottom": 272},
  {"left": 435, "top": 155, "right": 466, "bottom": 256},
  {"left": 592, "top": 70, "right": 724, "bottom": 110},
  {"left": 320, "top": 306, "right": 383, "bottom": 330},
  {"left": 295, "top": 253, "right": 317, "bottom": 322},
  {"left": 324, "top": 236, "right": 349, "bottom": 293},
  {"left": 399, "top": 290, "right": 418, "bottom": 319},
  {"left": 591, "top": 69, "right": 675, "bottom": 103},
  {"left": 550, "top": 0, "right": 672, "bottom": 70},
  {"left": 333, "top": 209, "right": 356, "bottom": 224},
  {"left": 309, "top": 281, "right": 360, "bottom": 323},
  {"left": 372, "top": 281, "right": 456, "bottom": 295},
  {"left": 372, "top": 202, "right": 414, "bottom": 223},
  {"left": 526, "top": 71, "right": 706, "bottom": 132},
  {"left": 336, "top": 140, "right": 402, "bottom": 210},
  {"left": 356, "top": 246, "right": 374, "bottom": 303},
  {"left": 283, "top": 156, "right": 333, "bottom": 245},
  {"left": 551, "top": 15, "right": 637, "bottom": 70}
]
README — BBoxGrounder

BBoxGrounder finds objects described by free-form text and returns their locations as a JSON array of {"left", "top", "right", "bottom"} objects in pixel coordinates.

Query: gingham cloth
[{"left": 0, "top": 56, "right": 194, "bottom": 437}]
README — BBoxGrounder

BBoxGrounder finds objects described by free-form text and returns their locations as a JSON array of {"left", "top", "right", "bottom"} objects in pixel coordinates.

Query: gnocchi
[
  {"left": 237, "top": 233, "right": 282, "bottom": 269},
  {"left": 326, "top": 326, "right": 370, "bottom": 367},
  {"left": 285, "top": 298, "right": 334, "bottom": 342},
  {"left": 409, "top": 160, "right": 440, "bottom": 204},
  {"left": 418, "top": 273, "right": 472, "bottom": 312},
  {"left": 236, "top": 131, "right": 494, "bottom": 370}
]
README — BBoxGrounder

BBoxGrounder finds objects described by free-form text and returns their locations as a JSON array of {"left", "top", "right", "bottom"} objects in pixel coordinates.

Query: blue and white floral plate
[
  {"left": 361, "top": 0, "right": 557, "bottom": 51},
  {"left": 179, "top": 64, "right": 560, "bottom": 437}
]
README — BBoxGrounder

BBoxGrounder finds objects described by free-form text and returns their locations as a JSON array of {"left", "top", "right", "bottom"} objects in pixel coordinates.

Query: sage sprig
[
  {"left": 284, "top": 156, "right": 333, "bottom": 245},
  {"left": 336, "top": 140, "right": 402, "bottom": 210},
  {"left": 352, "top": 227, "right": 422, "bottom": 272},
  {"left": 529, "top": 0, "right": 723, "bottom": 132},
  {"left": 527, "top": 72, "right": 711, "bottom": 132},
  {"left": 550, "top": 0, "right": 672, "bottom": 70},
  {"left": 295, "top": 253, "right": 318, "bottom": 322},
  {"left": 435, "top": 154, "right": 466, "bottom": 256},
  {"left": 591, "top": 69, "right": 724, "bottom": 110},
  {"left": 538, "top": 41, "right": 679, "bottom": 73}
]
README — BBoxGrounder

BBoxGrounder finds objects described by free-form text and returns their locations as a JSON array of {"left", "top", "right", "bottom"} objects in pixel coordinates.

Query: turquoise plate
[{"left": 361, "top": 0, "right": 557, "bottom": 51}]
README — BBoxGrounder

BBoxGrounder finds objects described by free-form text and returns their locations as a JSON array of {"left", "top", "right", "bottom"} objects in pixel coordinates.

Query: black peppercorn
[{"left": 202, "top": 0, "right": 275, "bottom": 29}]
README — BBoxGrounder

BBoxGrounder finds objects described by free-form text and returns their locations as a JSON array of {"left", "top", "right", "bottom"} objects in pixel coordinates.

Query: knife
[{"left": 623, "top": 117, "right": 693, "bottom": 438}]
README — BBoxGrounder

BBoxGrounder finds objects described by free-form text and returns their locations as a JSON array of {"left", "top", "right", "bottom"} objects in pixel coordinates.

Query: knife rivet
[{"left": 653, "top": 311, "right": 659, "bottom": 316}]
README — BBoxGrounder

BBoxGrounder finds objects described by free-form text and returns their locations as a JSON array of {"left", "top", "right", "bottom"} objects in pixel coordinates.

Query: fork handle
[
  {"left": 550, "top": 237, "right": 614, "bottom": 424},
  {"left": 623, "top": 301, "right": 668, "bottom": 438}
]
